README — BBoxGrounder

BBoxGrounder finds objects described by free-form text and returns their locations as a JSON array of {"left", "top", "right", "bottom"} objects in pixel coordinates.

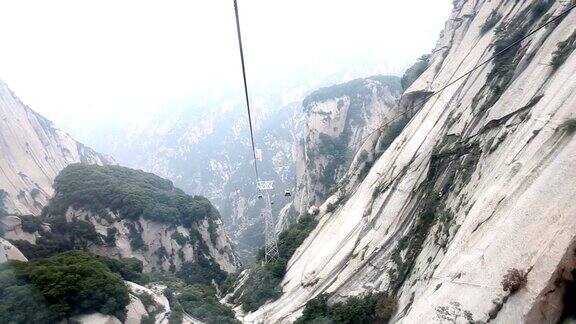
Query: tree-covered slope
[
  {"left": 45, "top": 164, "right": 220, "bottom": 229},
  {"left": 8, "top": 164, "right": 241, "bottom": 274},
  {"left": 0, "top": 251, "right": 130, "bottom": 323}
]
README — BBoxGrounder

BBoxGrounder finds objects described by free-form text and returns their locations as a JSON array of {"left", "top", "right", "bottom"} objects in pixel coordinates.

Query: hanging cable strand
[
  {"left": 352, "top": 2, "right": 576, "bottom": 156},
  {"left": 233, "top": 0, "right": 260, "bottom": 183},
  {"left": 232, "top": 0, "right": 280, "bottom": 262}
]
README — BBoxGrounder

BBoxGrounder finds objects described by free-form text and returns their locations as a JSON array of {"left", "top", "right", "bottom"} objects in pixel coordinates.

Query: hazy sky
[{"left": 0, "top": 0, "right": 452, "bottom": 137}]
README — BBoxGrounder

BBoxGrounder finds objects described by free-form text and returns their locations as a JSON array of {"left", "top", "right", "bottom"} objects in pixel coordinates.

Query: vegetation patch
[
  {"left": 0, "top": 190, "right": 8, "bottom": 217},
  {"left": 171, "top": 231, "right": 188, "bottom": 245},
  {"left": 379, "top": 115, "right": 411, "bottom": 152},
  {"left": 473, "top": 1, "right": 554, "bottom": 113},
  {"left": 12, "top": 216, "right": 103, "bottom": 258},
  {"left": 11, "top": 235, "right": 72, "bottom": 260},
  {"left": 357, "top": 150, "right": 373, "bottom": 179},
  {"left": 387, "top": 137, "right": 481, "bottom": 291},
  {"left": 401, "top": 55, "right": 430, "bottom": 91},
  {"left": 138, "top": 291, "right": 162, "bottom": 324},
  {"left": 433, "top": 210, "right": 455, "bottom": 249},
  {"left": 96, "top": 255, "right": 146, "bottom": 284},
  {"left": 326, "top": 201, "right": 338, "bottom": 213},
  {"left": 559, "top": 118, "right": 576, "bottom": 134},
  {"left": 11, "top": 231, "right": 146, "bottom": 285},
  {"left": 231, "top": 263, "right": 282, "bottom": 312},
  {"left": 231, "top": 214, "right": 318, "bottom": 312},
  {"left": 126, "top": 222, "right": 146, "bottom": 251},
  {"left": 30, "top": 188, "right": 41, "bottom": 199},
  {"left": 105, "top": 227, "right": 117, "bottom": 246},
  {"left": 177, "top": 254, "right": 227, "bottom": 286},
  {"left": 44, "top": 164, "right": 220, "bottom": 230},
  {"left": 317, "top": 132, "right": 349, "bottom": 193},
  {"left": 436, "top": 301, "right": 475, "bottom": 323},
  {"left": 489, "top": 132, "right": 508, "bottom": 153},
  {"left": 0, "top": 251, "right": 130, "bottom": 323},
  {"left": 531, "top": 0, "right": 554, "bottom": 19},
  {"left": 19, "top": 215, "right": 43, "bottom": 233},
  {"left": 220, "top": 272, "right": 239, "bottom": 296},
  {"left": 481, "top": 10, "right": 503, "bottom": 34},
  {"left": 177, "top": 284, "right": 239, "bottom": 324},
  {"left": 501, "top": 268, "right": 527, "bottom": 293},
  {"left": 265, "top": 214, "right": 318, "bottom": 278},
  {"left": 295, "top": 292, "right": 397, "bottom": 323},
  {"left": 356, "top": 114, "right": 411, "bottom": 182},
  {"left": 551, "top": 31, "right": 576, "bottom": 70},
  {"left": 151, "top": 274, "right": 239, "bottom": 324}
]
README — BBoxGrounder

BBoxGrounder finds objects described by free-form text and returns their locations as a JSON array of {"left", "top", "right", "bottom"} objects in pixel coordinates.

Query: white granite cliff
[{"left": 245, "top": 0, "right": 576, "bottom": 322}]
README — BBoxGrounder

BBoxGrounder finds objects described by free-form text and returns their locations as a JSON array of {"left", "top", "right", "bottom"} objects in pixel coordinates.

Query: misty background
[{"left": 0, "top": 0, "right": 451, "bottom": 148}]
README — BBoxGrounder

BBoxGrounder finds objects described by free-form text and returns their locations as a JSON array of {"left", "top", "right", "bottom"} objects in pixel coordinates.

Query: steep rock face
[
  {"left": 247, "top": 0, "right": 576, "bottom": 322},
  {"left": 0, "top": 79, "right": 111, "bottom": 215},
  {"left": 292, "top": 76, "right": 402, "bottom": 214},
  {"left": 64, "top": 209, "right": 239, "bottom": 273}
]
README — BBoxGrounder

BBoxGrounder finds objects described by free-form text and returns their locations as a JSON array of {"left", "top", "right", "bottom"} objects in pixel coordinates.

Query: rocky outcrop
[
  {"left": 5, "top": 164, "right": 241, "bottom": 274},
  {"left": 4, "top": 209, "right": 240, "bottom": 273},
  {"left": 292, "top": 76, "right": 402, "bottom": 214},
  {"left": 71, "top": 209, "right": 240, "bottom": 273},
  {"left": 246, "top": 0, "right": 576, "bottom": 322},
  {"left": 0, "top": 237, "right": 27, "bottom": 263},
  {"left": 0, "top": 79, "right": 112, "bottom": 215}
]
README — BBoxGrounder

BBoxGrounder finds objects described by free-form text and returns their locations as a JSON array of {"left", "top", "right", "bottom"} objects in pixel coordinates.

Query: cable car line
[
  {"left": 233, "top": 0, "right": 281, "bottom": 262},
  {"left": 233, "top": 0, "right": 260, "bottom": 184}
]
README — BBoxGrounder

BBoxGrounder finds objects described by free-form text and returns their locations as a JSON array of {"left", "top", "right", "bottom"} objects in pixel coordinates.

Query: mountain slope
[
  {"left": 0, "top": 79, "right": 112, "bottom": 215},
  {"left": 6, "top": 164, "right": 241, "bottom": 274},
  {"left": 246, "top": 0, "right": 576, "bottom": 322}
]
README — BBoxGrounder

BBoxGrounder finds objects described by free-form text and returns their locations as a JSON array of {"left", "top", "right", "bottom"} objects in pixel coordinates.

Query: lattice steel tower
[{"left": 258, "top": 180, "right": 279, "bottom": 263}]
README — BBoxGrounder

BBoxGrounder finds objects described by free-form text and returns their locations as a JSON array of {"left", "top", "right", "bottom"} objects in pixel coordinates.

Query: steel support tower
[{"left": 258, "top": 180, "right": 279, "bottom": 263}]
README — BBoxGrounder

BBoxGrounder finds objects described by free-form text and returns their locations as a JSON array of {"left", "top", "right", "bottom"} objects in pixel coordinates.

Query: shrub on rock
[{"left": 501, "top": 268, "right": 527, "bottom": 293}]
